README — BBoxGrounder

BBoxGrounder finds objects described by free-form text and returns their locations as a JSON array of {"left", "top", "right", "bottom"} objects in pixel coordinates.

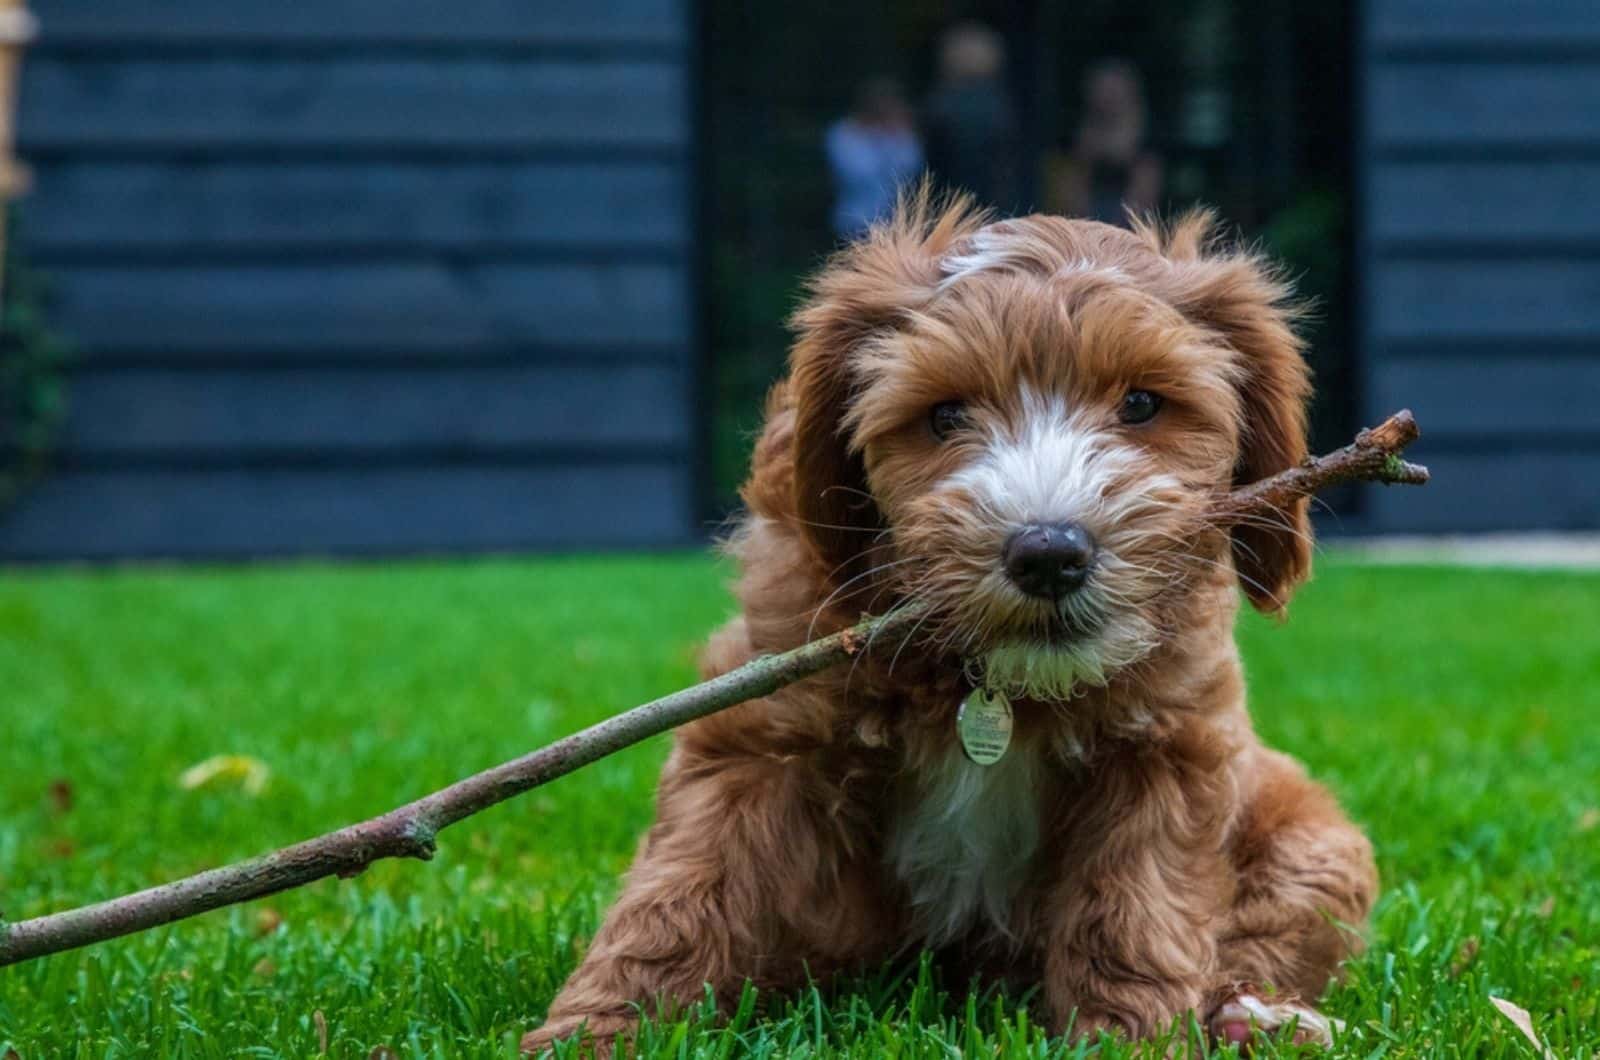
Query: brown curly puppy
[{"left": 525, "top": 196, "right": 1377, "bottom": 1054}]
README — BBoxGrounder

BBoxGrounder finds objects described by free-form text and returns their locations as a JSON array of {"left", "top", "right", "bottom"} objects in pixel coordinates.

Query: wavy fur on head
[{"left": 526, "top": 194, "right": 1375, "bottom": 1055}]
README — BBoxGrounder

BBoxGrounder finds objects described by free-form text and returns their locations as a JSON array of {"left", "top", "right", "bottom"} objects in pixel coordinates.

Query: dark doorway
[{"left": 702, "top": 0, "right": 1355, "bottom": 509}]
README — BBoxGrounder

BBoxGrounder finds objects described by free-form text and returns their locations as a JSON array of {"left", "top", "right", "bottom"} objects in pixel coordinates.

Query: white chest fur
[{"left": 886, "top": 743, "right": 1042, "bottom": 946}]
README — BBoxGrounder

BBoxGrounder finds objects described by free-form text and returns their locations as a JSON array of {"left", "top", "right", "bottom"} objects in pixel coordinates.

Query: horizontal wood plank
[
  {"left": 32, "top": 0, "right": 685, "bottom": 47},
  {"left": 61, "top": 364, "right": 689, "bottom": 459},
  {"left": 0, "top": 463, "right": 696, "bottom": 560},
  {"left": 4, "top": 1, "right": 703, "bottom": 559},
  {"left": 24, "top": 161, "right": 687, "bottom": 254},
  {"left": 1371, "top": 0, "right": 1600, "bottom": 47},
  {"left": 44, "top": 264, "right": 690, "bottom": 358},
  {"left": 1371, "top": 62, "right": 1600, "bottom": 148},
  {"left": 1370, "top": 162, "right": 1600, "bottom": 245},
  {"left": 1363, "top": 449, "right": 1600, "bottom": 532},
  {"left": 1370, "top": 260, "right": 1600, "bottom": 341},
  {"left": 19, "top": 58, "right": 685, "bottom": 153},
  {"left": 1367, "top": 355, "right": 1600, "bottom": 437}
]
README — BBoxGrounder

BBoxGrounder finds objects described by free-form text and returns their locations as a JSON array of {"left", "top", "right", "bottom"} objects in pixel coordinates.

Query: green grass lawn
[{"left": 1, "top": 555, "right": 1597, "bottom": 1058}]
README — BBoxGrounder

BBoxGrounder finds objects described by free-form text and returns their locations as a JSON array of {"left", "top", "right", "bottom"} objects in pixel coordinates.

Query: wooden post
[{"left": 0, "top": 0, "right": 35, "bottom": 300}]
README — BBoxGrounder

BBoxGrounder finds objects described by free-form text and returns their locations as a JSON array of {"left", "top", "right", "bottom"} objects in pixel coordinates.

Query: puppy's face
[
  {"left": 848, "top": 270, "right": 1242, "bottom": 697},
  {"left": 790, "top": 208, "right": 1311, "bottom": 699}
]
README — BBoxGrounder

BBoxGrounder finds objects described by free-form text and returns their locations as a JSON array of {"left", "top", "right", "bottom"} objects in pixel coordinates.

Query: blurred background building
[{"left": 0, "top": 0, "right": 1595, "bottom": 561}]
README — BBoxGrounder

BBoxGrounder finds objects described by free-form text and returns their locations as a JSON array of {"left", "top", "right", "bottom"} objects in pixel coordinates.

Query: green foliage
[
  {"left": 1261, "top": 190, "right": 1352, "bottom": 453},
  {"left": 708, "top": 249, "right": 809, "bottom": 502},
  {"left": 0, "top": 220, "right": 70, "bottom": 511},
  {"left": 1, "top": 556, "right": 1597, "bottom": 1057}
]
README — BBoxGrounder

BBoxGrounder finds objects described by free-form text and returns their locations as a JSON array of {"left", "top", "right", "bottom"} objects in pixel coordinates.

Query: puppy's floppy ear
[
  {"left": 1154, "top": 212, "right": 1313, "bottom": 613},
  {"left": 787, "top": 190, "right": 981, "bottom": 585}
]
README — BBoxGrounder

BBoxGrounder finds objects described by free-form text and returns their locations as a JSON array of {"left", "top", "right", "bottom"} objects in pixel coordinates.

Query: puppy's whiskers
[
  {"left": 842, "top": 585, "right": 937, "bottom": 697},
  {"left": 805, "top": 556, "right": 917, "bottom": 642},
  {"left": 1170, "top": 549, "right": 1284, "bottom": 610}
]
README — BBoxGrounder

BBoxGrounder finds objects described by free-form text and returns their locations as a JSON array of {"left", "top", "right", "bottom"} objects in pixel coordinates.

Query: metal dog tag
[{"left": 957, "top": 688, "right": 1013, "bottom": 765}]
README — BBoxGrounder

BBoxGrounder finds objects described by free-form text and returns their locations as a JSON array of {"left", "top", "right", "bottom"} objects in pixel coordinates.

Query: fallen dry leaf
[
  {"left": 313, "top": 1009, "right": 329, "bottom": 1054},
  {"left": 6, "top": 1048, "right": 23, "bottom": 1060},
  {"left": 368, "top": 1048, "right": 399, "bottom": 1060},
  {"left": 251, "top": 958, "right": 276, "bottom": 978},
  {"left": 1536, "top": 896, "right": 1556, "bottom": 918},
  {"left": 1489, "top": 996, "right": 1556, "bottom": 1059},
  {"left": 179, "top": 754, "right": 271, "bottom": 796},
  {"left": 1577, "top": 808, "right": 1599, "bottom": 832},
  {"left": 255, "top": 907, "right": 284, "bottom": 937},
  {"left": 47, "top": 778, "right": 74, "bottom": 814}
]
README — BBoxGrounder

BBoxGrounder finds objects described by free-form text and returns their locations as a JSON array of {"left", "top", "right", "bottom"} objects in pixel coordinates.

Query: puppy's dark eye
[
  {"left": 1118, "top": 390, "right": 1163, "bottom": 425},
  {"left": 930, "top": 400, "right": 970, "bottom": 440}
]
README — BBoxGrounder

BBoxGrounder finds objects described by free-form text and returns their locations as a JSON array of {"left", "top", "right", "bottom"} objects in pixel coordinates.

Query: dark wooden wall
[
  {"left": 1360, "top": 0, "right": 1600, "bottom": 532},
  {"left": 0, "top": 0, "right": 701, "bottom": 560}
]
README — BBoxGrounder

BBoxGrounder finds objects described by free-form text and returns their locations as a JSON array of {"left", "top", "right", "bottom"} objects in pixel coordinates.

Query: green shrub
[{"left": 0, "top": 218, "right": 70, "bottom": 511}]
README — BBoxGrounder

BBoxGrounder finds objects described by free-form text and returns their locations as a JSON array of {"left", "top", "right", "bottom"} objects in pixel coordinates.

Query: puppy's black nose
[{"left": 1003, "top": 521, "right": 1096, "bottom": 600}]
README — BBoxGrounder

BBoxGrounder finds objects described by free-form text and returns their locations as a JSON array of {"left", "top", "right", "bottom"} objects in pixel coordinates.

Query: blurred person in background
[
  {"left": 923, "top": 22, "right": 1019, "bottom": 212},
  {"left": 825, "top": 77, "right": 924, "bottom": 240},
  {"left": 1052, "top": 59, "right": 1163, "bottom": 224}
]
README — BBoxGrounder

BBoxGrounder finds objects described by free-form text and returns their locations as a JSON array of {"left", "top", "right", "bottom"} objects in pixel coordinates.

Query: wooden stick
[
  {"left": 0, "top": 607, "right": 920, "bottom": 966},
  {"left": 0, "top": 411, "right": 1428, "bottom": 968},
  {"left": 1215, "top": 409, "right": 1428, "bottom": 526}
]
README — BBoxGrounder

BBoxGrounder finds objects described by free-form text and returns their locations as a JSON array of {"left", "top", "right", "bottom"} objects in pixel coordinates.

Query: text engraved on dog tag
[{"left": 957, "top": 688, "right": 1013, "bottom": 765}]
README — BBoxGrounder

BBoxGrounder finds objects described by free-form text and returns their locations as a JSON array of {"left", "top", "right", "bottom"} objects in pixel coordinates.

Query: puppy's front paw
[
  {"left": 1057, "top": 976, "right": 1205, "bottom": 1044},
  {"left": 520, "top": 1012, "right": 632, "bottom": 1058},
  {"left": 1208, "top": 990, "right": 1339, "bottom": 1048}
]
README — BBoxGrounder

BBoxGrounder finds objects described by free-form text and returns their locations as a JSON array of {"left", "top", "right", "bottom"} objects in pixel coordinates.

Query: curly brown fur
[{"left": 525, "top": 193, "right": 1376, "bottom": 1054}]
